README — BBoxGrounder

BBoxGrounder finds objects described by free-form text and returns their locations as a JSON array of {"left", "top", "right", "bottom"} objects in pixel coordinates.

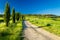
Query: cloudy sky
[{"left": 0, "top": 0, "right": 60, "bottom": 15}]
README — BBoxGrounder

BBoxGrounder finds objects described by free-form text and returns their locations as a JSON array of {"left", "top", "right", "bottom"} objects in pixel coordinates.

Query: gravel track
[{"left": 23, "top": 21, "right": 60, "bottom": 40}]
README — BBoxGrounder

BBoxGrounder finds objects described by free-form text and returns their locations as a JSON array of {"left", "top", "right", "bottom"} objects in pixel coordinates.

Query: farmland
[{"left": 25, "top": 15, "right": 60, "bottom": 36}]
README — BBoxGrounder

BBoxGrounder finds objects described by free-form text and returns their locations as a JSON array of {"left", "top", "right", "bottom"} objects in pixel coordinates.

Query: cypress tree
[
  {"left": 12, "top": 8, "right": 15, "bottom": 23},
  {"left": 15, "top": 12, "right": 20, "bottom": 21},
  {"left": 4, "top": 3, "right": 10, "bottom": 26}
]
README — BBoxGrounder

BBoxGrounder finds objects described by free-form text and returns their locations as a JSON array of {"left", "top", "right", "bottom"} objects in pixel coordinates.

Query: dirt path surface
[{"left": 23, "top": 21, "right": 60, "bottom": 40}]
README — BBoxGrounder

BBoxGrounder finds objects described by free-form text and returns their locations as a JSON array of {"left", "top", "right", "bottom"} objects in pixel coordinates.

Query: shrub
[
  {"left": 0, "top": 28, "right": 13, "bottom": 37},
  {"left": 46, "top": 23, "right": 51, "bottom": 26},
  {"left": 0, "top": 20, "right": 4, "bottom": 23},
  {"left": 36, "top": 21, "right": 38, "bottom": 24}
]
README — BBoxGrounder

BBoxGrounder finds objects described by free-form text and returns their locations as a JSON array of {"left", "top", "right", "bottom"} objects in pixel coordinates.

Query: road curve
[{"left": 23, "top": 21, "right": 60, "bottom": 40}]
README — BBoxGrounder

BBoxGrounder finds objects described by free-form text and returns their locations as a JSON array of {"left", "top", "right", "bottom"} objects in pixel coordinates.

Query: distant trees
[
  {"left": 12, "top": 8, "right": 15, "bottom": 23},
  {"left": 22, "top": 15, "right": 25, "bottom": 21},
  {"left": 4, "top": 3, "right": 10, "bottom": 26}
]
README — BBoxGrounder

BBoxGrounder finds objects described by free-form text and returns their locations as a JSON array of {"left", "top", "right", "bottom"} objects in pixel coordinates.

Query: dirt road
[{"left": 23, "top": 21, "right": 60, "bottom": 40}]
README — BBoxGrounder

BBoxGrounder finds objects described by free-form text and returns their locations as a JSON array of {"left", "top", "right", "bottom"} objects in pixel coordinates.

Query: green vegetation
[
  {"left": 4, "top": 3, "right": 10, "bottom": 26},
  {"left": 25, "top": 15, "right": 60, "bottom": 36},
  {"left": 0, "top": 20, "right": 22, "bottom": 40},
  {"left": 1, "top": 1, "right": 60, "bottom": 40},
  {"left": 15, "top": 12, "right": 20, "bottom": 21},
  {"left": 12, "top": 8, "right": 15, "bottom": 23},
  {"left": 0, "top": 2, "right": 23, "bottom": 40}
]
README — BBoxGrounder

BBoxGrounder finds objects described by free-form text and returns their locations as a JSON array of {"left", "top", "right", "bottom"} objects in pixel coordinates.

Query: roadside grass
[
  {"left": 26, "top": 16, "right": 60, "bottom": 36},
  {"left": 0, "top": 17, "right": 4, "bottom": 20},
  {"left": 0, "top": 18, "right": 22, "bottom": 40}
]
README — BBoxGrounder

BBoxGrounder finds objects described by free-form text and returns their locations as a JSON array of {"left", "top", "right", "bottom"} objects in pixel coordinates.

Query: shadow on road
[
  {"left": 22, "top": 20, "right": 27, "bottom": 30},
  {"left": 21, "top": 20, "right": 28, "bottom": 40}
]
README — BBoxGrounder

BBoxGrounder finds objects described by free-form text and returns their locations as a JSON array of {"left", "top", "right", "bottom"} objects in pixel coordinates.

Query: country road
[{"left": 23, "top": 21, "right": 60, "bottom": 40}]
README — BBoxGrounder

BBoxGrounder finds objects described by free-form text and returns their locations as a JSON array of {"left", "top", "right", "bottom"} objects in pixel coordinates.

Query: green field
[
  {"left": 0, "top": 14, "right": 60, "bottom": 40},
  {"left": 0, "top": 17, "right": 22, "bottom": 40},
  {"left": 25, "top": 15, "right": 60, "bottom": 36}
]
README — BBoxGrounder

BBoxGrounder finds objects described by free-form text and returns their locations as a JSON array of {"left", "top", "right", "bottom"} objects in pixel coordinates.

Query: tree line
[{"left": 4, "top": 3, "right": 21, "bottom": 26}]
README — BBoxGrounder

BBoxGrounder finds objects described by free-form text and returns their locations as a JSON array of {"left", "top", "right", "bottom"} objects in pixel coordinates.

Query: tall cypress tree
[
  {"left": 4, "top": 3, "right": 10, "bottom": 26},
  {"left": 12, "top": 8, "right": 15, "bottom": 23}
]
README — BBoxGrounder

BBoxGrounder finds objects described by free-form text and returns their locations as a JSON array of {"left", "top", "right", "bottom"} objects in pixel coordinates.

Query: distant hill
[{"left": 24, "top": 14, "right": 60, "bottom": 18}]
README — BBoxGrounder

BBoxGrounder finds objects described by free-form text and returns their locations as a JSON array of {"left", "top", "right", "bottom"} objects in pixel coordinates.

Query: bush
[
  {"left": 52, "top": 18, "right": 56, "bottom": 21},
  {"left": 31, "top": 20, "right": 34, "bottom": 22},
  {"left": 0, "top": 20, "right": 4, "bottom": 23},
  {"left": 36, "top": 21, "right": 38, "bottom": 24},
  {"left": 0, "top": 31, "right": 11, "bottom": 37},
  {"left": 46, "top": 24, "right": 51, "bottom": 26},
  {"left": 0, "top": 28, "right": 13, "bottom": 37}
]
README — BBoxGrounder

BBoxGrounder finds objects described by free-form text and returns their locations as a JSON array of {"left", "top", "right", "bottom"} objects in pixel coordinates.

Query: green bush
[
  {"left": 46, "top": 23, "right": 51, "bottom": 26},
  {"left": 0, "top": 28, "right": 13, "bottom": 37},
  {"left": 36, "top": 21, "right": 38, "bottom": 24}
]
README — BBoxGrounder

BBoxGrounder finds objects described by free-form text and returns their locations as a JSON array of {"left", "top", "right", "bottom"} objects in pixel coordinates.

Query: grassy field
[
  {"left": 0, "top": 17, "right": 22, "bottom": 40},
  {"left": 25, "top": 15, "right": 60, "bottom": 36}
]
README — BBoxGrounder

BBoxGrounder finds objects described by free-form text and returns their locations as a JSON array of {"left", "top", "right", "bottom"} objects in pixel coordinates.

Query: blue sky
[{"left": 0, "top": 0, "right": 60, "bottom": 15}]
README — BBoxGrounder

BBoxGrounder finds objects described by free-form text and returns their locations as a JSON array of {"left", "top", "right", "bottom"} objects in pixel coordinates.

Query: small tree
[
  {"left": 12, "top": 8, "right": 15, "bottom": 23},
  {"left": 22, "top": 15, "right": 25, "bottom": 21},
  {"left": 4, "top": 3, "right": 10, "bottom": 26},
  {"left": 15, "top": 12, "right": 20, "bottom": 21}
]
